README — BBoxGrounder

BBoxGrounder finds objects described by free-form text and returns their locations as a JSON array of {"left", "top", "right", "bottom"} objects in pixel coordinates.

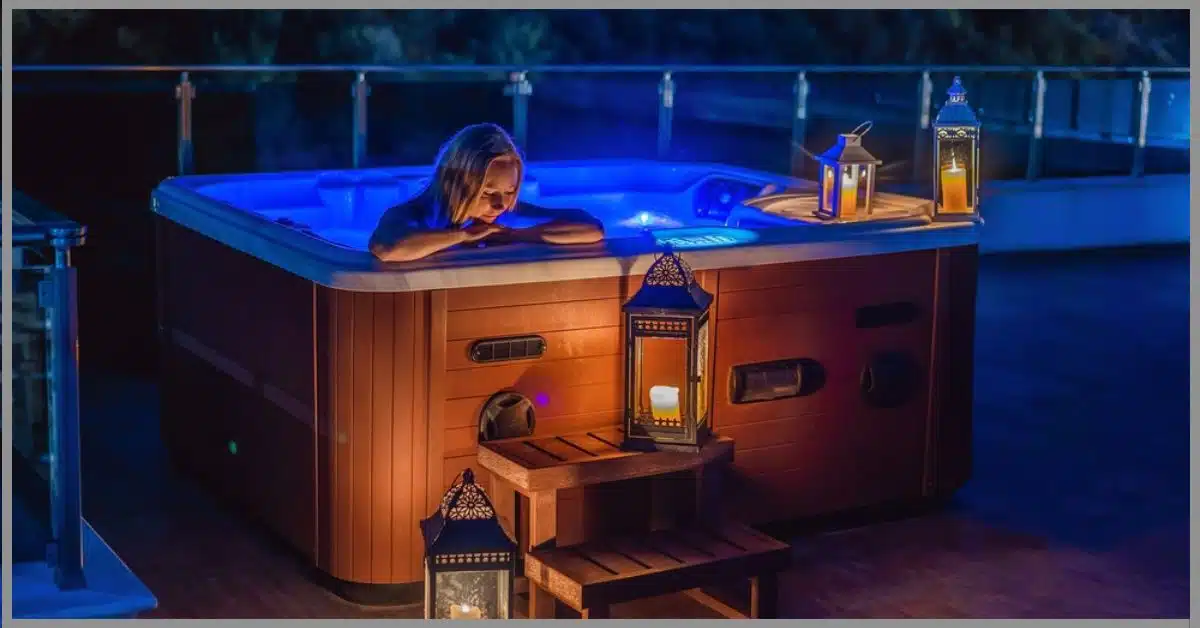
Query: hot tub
[{"left": 153, "top": 159, "right": 980, "bottom": 601}]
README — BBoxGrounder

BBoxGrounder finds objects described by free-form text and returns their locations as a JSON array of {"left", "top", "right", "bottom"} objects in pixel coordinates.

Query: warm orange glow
[
  {"left": 839, "top": 167, "right": 858, "bottom": 218},
  {"left": 637, "top": 336, "right": 689, "bottom": 425},
  {"left": 940, "top": 157, "right": 970, "bottom": 214},
  {"left": 822, "top": 166, "right": 835, "bottom": 209},
  {"left": 450, "top": 604, "right": 483, "bottom": 619}
]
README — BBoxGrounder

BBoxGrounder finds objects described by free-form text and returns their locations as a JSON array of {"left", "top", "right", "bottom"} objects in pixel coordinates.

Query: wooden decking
[{"left": 68, "top": 248, "right": 1189, "bottom": 618}]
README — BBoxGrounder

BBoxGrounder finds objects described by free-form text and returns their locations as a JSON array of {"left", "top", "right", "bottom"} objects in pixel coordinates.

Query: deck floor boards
[{"left": 69, "top": 248, "right": 1189, "bottom": 618}]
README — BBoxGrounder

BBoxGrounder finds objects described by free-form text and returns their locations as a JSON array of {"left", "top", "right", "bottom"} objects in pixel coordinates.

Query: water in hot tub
[{"left": 202, "top": 165, "right": 782, "bottom": 251}]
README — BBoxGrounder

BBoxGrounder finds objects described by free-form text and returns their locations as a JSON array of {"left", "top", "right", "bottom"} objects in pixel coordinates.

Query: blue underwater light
[{"left": 651, "top": 227, "right": 759, "bottom": 250}]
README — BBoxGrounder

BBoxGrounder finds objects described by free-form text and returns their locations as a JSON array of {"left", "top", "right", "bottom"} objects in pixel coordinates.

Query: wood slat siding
[
  {"left": 315, "top": 287, "right": 427, "bottom": 585},
  {"left": 710, "top": 251, "right": 939, "bottom": 524},
  {"left": 438, "top": 274, "right": 661, "bottom": 547},
  {"left": 158, "top": 220, "right": 318, "bottom": 565}
]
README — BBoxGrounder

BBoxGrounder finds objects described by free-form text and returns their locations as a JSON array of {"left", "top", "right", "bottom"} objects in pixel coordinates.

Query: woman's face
[{"left": 467, "top": 157, "right": 520, "bottom": 223}]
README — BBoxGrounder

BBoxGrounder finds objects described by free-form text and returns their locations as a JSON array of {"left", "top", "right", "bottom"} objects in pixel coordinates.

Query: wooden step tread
[
  {"left": 478, "top": 427, "right": 735, "bottom": 492},
  {"left": 524, "top": 522, "right": 790, "bottom": 611}
]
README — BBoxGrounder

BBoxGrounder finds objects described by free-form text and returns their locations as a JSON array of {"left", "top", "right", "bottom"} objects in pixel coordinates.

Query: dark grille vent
[{"left": 469, "top": 335, "right": 547, "bottom": 364}]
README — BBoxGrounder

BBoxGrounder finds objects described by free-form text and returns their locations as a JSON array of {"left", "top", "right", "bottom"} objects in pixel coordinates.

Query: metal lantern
[
  {"left": 421, "top": 469, "right": 516, "bottom": 620},
  {"left": 815, "top": 122, "right": 882, "bottom": 221},
  {"left": 932, "top": 76, "right": 982, "bottom": 221},
  {"left": 622, "top": 248, "right": 714, "bottom": 453}
]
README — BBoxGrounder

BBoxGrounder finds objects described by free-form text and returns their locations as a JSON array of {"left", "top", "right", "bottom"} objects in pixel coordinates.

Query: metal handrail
[
  {"left": 13, "top": 63, "right": 1191, "bottom": 179},
  {"left": 10, "top": 191, "right": 88, "bottom": 592},
  {"left": 12, "top": 63, "right": 1192, "bottom": 74}
]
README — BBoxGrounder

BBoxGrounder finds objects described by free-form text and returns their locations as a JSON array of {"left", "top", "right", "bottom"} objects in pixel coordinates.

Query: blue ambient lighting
[{"left": 651, "top": 227, "right": 759, "bottom": 250}]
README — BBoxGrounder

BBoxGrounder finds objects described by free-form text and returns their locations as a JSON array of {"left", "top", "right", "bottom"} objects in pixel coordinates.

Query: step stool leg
[
  {"left": 527, "top": 490, "right": 558, "bottom": 619},
  {"left": 749, "top": 573, "right": 779, "bottom": 619},
  {"left": 580, "top": 605, "right": 610, "bottom": 619}
]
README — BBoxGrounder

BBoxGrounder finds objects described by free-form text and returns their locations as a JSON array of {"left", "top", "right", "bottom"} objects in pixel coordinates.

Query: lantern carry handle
[
  {"left": 849, "top": 120, "right": 874, "bottom": 138},
  {"left": 793, "top": 120, "right": 876, "bottom": 167}
]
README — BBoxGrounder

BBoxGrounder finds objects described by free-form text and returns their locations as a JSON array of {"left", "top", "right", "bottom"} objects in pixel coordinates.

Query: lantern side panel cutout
[{"left": 634, "top": 321, "right": 691, "bottom": 429}]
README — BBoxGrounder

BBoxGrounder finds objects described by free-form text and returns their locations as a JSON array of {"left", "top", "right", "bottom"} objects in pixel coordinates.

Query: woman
[{"left": 368, "top": 123, "right": 604, "bottom": 262}]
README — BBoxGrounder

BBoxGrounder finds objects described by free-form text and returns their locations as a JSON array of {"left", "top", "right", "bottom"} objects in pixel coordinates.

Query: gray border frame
[{"left": 3, "top": 3, "right": 1196, "bottom": 626}]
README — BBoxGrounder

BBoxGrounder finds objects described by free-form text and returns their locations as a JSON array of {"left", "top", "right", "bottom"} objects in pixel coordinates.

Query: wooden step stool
[{"left": 524, "top": 522, "right": 791, "bottom": 619}]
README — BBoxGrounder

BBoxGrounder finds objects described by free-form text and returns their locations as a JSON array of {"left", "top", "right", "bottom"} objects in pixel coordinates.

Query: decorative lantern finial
[{"left": 947, "top": 76, "right": 967, "bottom": 104}]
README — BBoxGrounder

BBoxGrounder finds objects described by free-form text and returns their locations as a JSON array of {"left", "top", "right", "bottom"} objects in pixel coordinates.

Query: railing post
[
  {"left": 913, "top": 70, "right": 934, "bottom": 186},
  {"left": 1131, "top": 70, "right": 1152, "bottom": 177},
  {"left": 351, "top": 71, "right": 370, "bottom": 169},
  {"left": 174, "top": 72, "right": 195, "bottom": 176},
  {"left": 505, "top": 71, "right": 533, "bottom": 152},
  {"left": 791, "top": 72, "right": 809, "bottom": 175},
  {"left": 1026, "top": 70, "right": 1047, "bottom": 181},
  {"left": 43, "top": 227, "right": 87, "bottom": 591},
  {"left": 657, "top": 71, "right": 675, "bottom": 160}
]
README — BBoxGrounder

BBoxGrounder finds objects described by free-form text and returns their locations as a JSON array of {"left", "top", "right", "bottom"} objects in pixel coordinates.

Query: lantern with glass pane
[
  {"left": 622, "top": 249, "right": 714, "bottom": 453},
  {"left": 815, "top": 122, "right": 882, "bottom": 221},
  {"left": 932, "top": 76, "right": 981, "bottom": 222},
  {"left": 421, "top": 468, "right": 516, "bottom": 620}
]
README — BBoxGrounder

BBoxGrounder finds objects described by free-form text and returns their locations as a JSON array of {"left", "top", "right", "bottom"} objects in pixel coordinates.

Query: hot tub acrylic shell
[{"left": 153, "top": 160, "right": 979, "bottom": 597}]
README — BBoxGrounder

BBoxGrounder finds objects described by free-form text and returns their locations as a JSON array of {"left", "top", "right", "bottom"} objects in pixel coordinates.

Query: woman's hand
[
  {"left": 522, "top": 220, "right": 605, "bottom": 245},
  {"left": 461, "top": 221, "right": 508, "bottom": 242},
  {"left": 372, "top": 223, "right": 505, "bottom": 262}
]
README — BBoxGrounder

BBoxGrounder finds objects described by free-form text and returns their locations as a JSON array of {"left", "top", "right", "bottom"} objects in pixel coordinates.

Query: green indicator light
[{"left": 228, "top": 440, "right": 238, "bottom": 455}]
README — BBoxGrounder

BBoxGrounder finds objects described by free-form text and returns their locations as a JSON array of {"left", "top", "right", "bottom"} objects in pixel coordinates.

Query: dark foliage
[{"left": 13, "top": 9, "right": 1190, "bottom": 67}]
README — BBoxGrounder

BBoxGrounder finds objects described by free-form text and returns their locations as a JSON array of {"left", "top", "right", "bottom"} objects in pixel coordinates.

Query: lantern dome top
[
  {"left": 421, "top": 468, "right": 516, "bottom": 556},
  {"left": 817, "top": 132, "right": 882, "bottom": 166},
  {"left": 934, "top": 76, "right": 980, "bottom": 127},
  {"left": 624, "top": 249, "right": 714, "bottom": 314}
]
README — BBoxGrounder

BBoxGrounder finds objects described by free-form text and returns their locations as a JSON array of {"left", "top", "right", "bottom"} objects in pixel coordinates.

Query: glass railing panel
[
  {"left": 1144, "top": 76, "right": 1190, "bottom": 175},
  {"left": 669, "top": 71, "right": 795, "bottom": 176},
  {"left": 9, "top": 242, "right": 54, "bottom": 565},
  {"left": 526, "top": 71, "right": 661, "bottom": 161},
  {"left": 366, "top": 71, "right": 514, "bottom": 167},
  {"left": 8, "top": 191, "right": 87, "bottom": 589}
]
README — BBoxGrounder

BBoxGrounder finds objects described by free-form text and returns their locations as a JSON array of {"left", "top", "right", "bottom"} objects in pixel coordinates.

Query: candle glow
[
  {"left": 940, "top": 156, "right": 970, "bottom": 214},
  {"left": 839, "top": 167, "right": 858, "bottom": 217},
  {"left": 450, "top": 603, "right": 483, "bottom": 620},
  {"left": 649, "top": 385, "right": 681, "bottom": 424}
]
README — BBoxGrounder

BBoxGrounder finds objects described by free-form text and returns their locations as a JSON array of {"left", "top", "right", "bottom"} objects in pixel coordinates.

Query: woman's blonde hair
[{"left": 424, "top": 123, "right": 524, "bottom": 227}]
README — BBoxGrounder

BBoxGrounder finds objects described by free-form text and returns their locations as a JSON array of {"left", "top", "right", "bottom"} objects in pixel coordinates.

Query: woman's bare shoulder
[{"left": 370, "top": 198, "right": 431, "bottom": 250}]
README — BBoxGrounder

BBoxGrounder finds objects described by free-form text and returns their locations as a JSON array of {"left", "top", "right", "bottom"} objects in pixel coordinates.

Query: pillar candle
[
  {"left": 450, "top": 603, "right": 483, "bottom": 620},
  {"left": 839, "top": 168, "right": 858, "bottom": 218},
  {"left": 649, "top": 385, "right": 681, "bottom": 423},
  {"left": 940, "top": 157, "right": 970, "bottom": 214}
]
